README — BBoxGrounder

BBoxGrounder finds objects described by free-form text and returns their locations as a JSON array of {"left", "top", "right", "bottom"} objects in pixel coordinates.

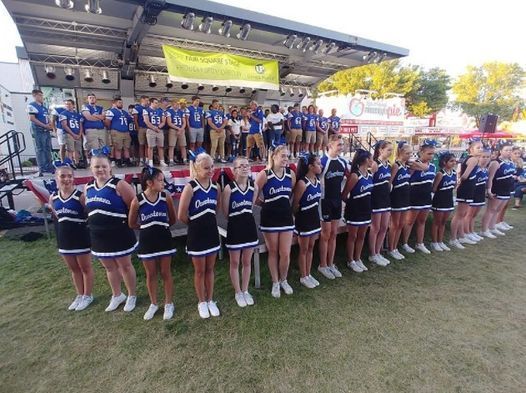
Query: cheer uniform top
[
  {"left": 390, "top": 161, "right": 411, "bottom": 211},
  {"left": 319, "top": 155, "right": 347, "bottom": 221},
  {"left": 225, "top": 181, "right": 258, "bottom": 250},
  {"left": 491, "top": 159, "right": 516, "bottom": 199},
  {"left": 344, "top": 170, "right": 373, "bottom": 226},
  {"left": 432, "top": 169, "right": 456, "bottom": 211},
  {"left": 294, "top": 177, "right": 322, "bottom": 236},
  {"left": 186, "top": 180, "right": 220, "bottom": 256},
  {"left": 260, "top": 168, "right": 294, "bottom": 232},
  {"left": 371, "top": 159, "right": 392, "bottom": 213},
  {"left": 52, "top": 189, "right": 90, "bottom": 255},
  {"left": 471, "top": 168, "right": 488, "bottom": 207},
  {"left": 85, "top": 177, "right": 137, "bottom": 258},
  {"left": 409, "top": 161, "right": 436, "bottom": 210},
  {"left": 136, "top": 191, "right": 177, "bottom": 260},
  {"left": 456, "top": 155, "right": 478, "bottom": 203}
]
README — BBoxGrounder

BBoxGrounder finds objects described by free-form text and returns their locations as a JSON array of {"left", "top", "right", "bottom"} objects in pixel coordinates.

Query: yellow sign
[{"left": 162, "top": 45, "right": 280, "bottom": 90}]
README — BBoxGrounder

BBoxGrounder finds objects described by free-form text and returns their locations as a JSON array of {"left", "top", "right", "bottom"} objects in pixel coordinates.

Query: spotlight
[
  {"left": 305, "top": 88, "right": 312, "bottom": 97},
  {"left": 197, "top": 84, "right": 204, "bottom": 91},
  {"left": 279, "top": 88, "right": 286, "bottom": 97},
  {"left": 45, "top": 65, "right": 56, "bottom": 79},
  {"left": 289, "top": 87, "right": 295, "bottom": 97},
  {"left": 85, "top": 0, "right": 102, "bottom": 14},
  {"left": 297, "top": 37, "right": 311, "bottom": 52},
  {"left": 101, "top": 70, "right": 111, "bottom": 84},
  {"left": 239, "top": 87, "right": 246, "bottom": 94},
  {"left": 55, "top": 0, "right": 74, "bottom": 9},
  {"left": 218, "top": 20, "right": 233, "bottom": 37},
  {"left": 237, "top": 23, "right": 251, "bottom": 40},
  {"left": 199, "top": 16, "right": 214, "bottom": 34},
  {"left": 375, "top": 52, "right": 387, "bottom": 63},
  {"left": 324, "top": 42, "right": 337, "bottom": 54},
  {"left": 212, "top": 85, "right": 219, "bottom": 92},
  {"left": 166, "top": 76, "right": 173, "bottom": 89},
  {"left": 283, "top": 34, "right": 297, "bottom": 49},
  {"left": 298, "top": 89, "right": 304, "bottom": 98},
  {"left": 225, "top": 86, "right": 232, "bottom": 93},
  {"left": 83, "top": 69, "right": 93, "bottom": 82},
  {"left": 148, "top": 75, "right": 157, "bottom": 88},
  {"left": 363, "top": 51, "right": 377, "bottom": 63},
  {"left": 181, "top": 82, "right": 189, "bottom": 89},
  {"left": 181, "top": 12, "right": 196, "bottom": 30},
  {"left": 311, "top": 39, "right": 324, "bottom": 53},
  {"left": 64, "top": 66, "right": 75, "bottom": 81}
]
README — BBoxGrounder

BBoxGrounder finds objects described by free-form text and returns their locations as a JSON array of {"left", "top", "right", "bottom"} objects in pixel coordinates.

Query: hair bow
[
  {"left": 422, "top": 139, "right": 437, "bottom": 148},
  {"left": 396, "top": 140, "right": 407, "bottom": 150},
  {"left": 298, "top": 152, "right": 309, "bottom": 165},
  {"left": 53, "top": 157, "right": 73, "bottom": 168},
  {"left": 188, "top": 147, "right": 206, "bottom": 162},
  {"left": 373, "top": 140, "right": 385, "bottom": 149},
  {"left": 438, "top": 150, "right": 451, "bottom": 160},
  {"left": 143, "top": 164, "right": 154, "bottom": 176},
  {"left": 91, "top": 145, "right": 111, "bottom": 157}
]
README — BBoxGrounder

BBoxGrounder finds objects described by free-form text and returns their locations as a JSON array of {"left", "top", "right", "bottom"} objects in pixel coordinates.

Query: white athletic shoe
[
  {"left": 439, "top": 242, "right": 451, "bottom": 251},
  {"left": 459, "top": 236, "right": 477, "bottom": 245},
  {"left": 317, "top": 266, "right": 335, "bottom": 280},
  {"left": 271, "top": 282, "right": 281, "bottom": 298},
  {"left": 431, "top": 242, "right": 443, "bottom": 252},
  {"left": 235, "top": 292, "right": 247, "bottom": 308},
  {"left": 243, "top": 291, "right": 255, "bottom": 306},
  {"left": 163, "top": 303, "right": 175, "bottom": 320},
  {"left": 449, "top": 239, "right": 465, "bottom": 250},
  {"left": 378, "top": 254, "right": 391, "bottom": 265},
  {"left": 143, "top": 304, "right": 159, "bottom": 320},
  {"left": 369, "top": 254, "right": 387, "bottom": 267},
  {"left": 75, "top": 295, "right": 93, "bottom": 311},
  {"left": 498, "top": 222, "right": 513, "bottom": 231},
  {"left": 328, "top": 264, "right": 342, "bottom": 278},
  {"left": 308, "top": 275, "right": 320, "bottom": 287},
  {"left": 415, "top": 243, "right": 431, "bottom": 254},
  {"left": 105, "top": 293, "right": 127, "bottom": 312},
  {"left": 471, "top": 232, "right": 484, "bottom": 241},
  {"left": 490, "top": 228, "right": 506, "bottom": 236},
  {"left": 466, "top": 233, "right": 480, "bottom": 242},
  {"left": 198, "top": 302, "right": 210, "bottom": 319},
  {"left": 347, "top": 260, "right": 364, "bottom": 273},
  {"left": 159, "top": 160, "right": 168, "bottom": 168},
  {"left": 123, "top": 295, "right": 137, "bottom": 312},
  {"left": 356, "top": 260, "right": 368, "bottom": 271},
  {"left": 280, "top": 280, "right": 293, "bottom": 295},
  {"left": 388, "top": 249, "right": 405, "bottom": 260},
  {"left": 480, "top": 230, "right": 497, "bottom": 239},
  {"left": 68, "top": 295, "right": 83, "bottom": 311},
  {"left": 300, "top": 276, "right": 316, "bottom": 289},
  {"left": 207, "top": 301, "right": 220, "bottom": 317},
  {"left": 401, "top": 243, "right": 415, "bottom": 254}
]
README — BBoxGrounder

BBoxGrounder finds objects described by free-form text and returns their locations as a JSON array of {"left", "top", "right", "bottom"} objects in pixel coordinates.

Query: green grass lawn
[{"left": 1, "top": 211, "right": 526, "bottom": 393}]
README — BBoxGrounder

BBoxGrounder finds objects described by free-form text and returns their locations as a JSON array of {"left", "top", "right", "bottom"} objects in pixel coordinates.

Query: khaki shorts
[
  {"left": 146, "top": 128, "right": 164, "bottom": 148},
  {"left": 84, "top": 128, "right": 107, "bottom": 151},
  {"left": 169, "top": 129, "right": 187, "bottom": 147},
  {"left": 138, "top": 127, "right": 147, "bottom": 145},
  {"left": 64, "top": 133, "right": 82, "bottom": 154},
  {"left": 305, "top": 131, "right": 316, "bottom": 144},
  {"left": 316, "top": 131, "right": 329, "bottom": 146},
  {"left": 111, "top": 130, "right": 131, "bottom": 150},
  {"left": 247, "top": 133, "right": 264, "bottom": 149},
  {"left": 287, "top": 128, "right": 302, "bottom": 143}
]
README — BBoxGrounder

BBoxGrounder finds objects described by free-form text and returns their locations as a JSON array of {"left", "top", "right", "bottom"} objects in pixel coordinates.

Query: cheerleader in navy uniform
[
  {"left": 495, "top": 146, "right": 522, "bottom": 229},
  {"left": 342, "top": 149, "right": 373, "bottom": 273},
  {"left": 430, "top": 152, "right": 457, "bottom": 252},
  {"left": 368, "top": 140, "right": 393, "bottom": 267},
  {"left": 292, "top": 153, "right": 322, "bottom": 289},
  {"left": 128, "top": 166, "right": 177, "bottom": 321},
  {"left": 481, "top": 144, "right": 515, "bottom": 237},
  {"left": 178, "top": 152, "right": 221, "bottom": 319},
  {"left": 222, "top": 157, "right": 258, "bottom": 308},
  {"left": 468, "top": 149, "right": 491, "bottom": 237},
  {"left": 449, "top": 140, "right": 483, "bottom": 249},
  {"left": 387, "top": 142, "right": 412, "bottom": 260},
  {"left": 401, "top": 140, "right": 437, "bottom": 254},
  {"left": 85, "top": 153, "right": 137, "bottom": 312},
  {"left": 50, "top": 164, "right": 93, "bottom": 311},
  {"left": 255, "top": 145, "right": 296, "bottom": 298}
]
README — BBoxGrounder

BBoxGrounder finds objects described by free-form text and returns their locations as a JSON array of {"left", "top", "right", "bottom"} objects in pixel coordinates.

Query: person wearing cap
[
  {"left": 81, "top": 93, "right": 106, "bottom": 162},
  {"left": 27, "top": 89, "right": 53, "bottom": 176},
  {"left": 166, "top": 99, "right": 188, "bottom": 164},
  {"left": 187, "top": 96, "right": 204, "bottom": 151},
  {"left": 132, "top": 95, "right": 150, "bottom": 165}
]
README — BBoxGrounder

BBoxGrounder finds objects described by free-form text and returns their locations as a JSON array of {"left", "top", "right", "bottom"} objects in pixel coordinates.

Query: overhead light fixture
[
  {"left": 218, "top": 20, "right": 233, "bottom": 37},
  {"left": 166, "top": 76, "right": 173, "bottom": 89},
  {"left": 283, "top": 34, "right": 297, "bottom": 49},
  {"left": 298, "top": 89, "right": 304, "bottom": 98},
  {"left": 251, "top": 87, "right": 257, "bottom": 94},
  {"left": 101, "top": 70, "right": 111, "bottom": 84},
  {"left": 85, "top": 0, "right": 102, "bottom": 14},
  {"left": 297, "top": 37, "right": 311, "bottom": 52},
  {"left": 306, "top": 88, "right": 312, "bottom": 97},
  {"left": 148, "top": 75, "right": 157, "bottom": 88},
  {"left": 212, "top": 85, "right": 219, "bottom": 92},
  {"left": 375, "top": 52, "right": 387, "bottom": 63},
  {"left": 55, "top": 0, "right": 74, "bottom": 9},
  {"left": 197, "top": 84, "right": 204, "bottom": 91},
  {"left": 181, "top": 82, "right": 189, "bottom": 89},
  {"left": 289, "top": 87, "right": 295, "bottom": 97},
  {"left": 324, "top": 42, "right": 337, "bottom": 54},
  {"left": 181, "top": 12, "right": 196, "bottom": 30},
  {"left": 311, "top": 39, "right": 324, "bottom": 53},
  {"left": 64, "top": 66, "right": 75, "bottom": 81},
  {"left": 83, "top": 69, "right": 93, "bottom": 82},
  {"left": 279, "top": 88, "right": 285, "bottom": 97},
  {"left": 363, "top": 51, "right": 377, "bottom": 63},
  {"left": 225, "top": 86, "right": 232, "bottom": 93},
  {"left": 237, "top": 23, "right": 251, "bottom": 40},
  {"left": 199, "top": 16, "right": 214, "bottom": 34},
  {"left": 45, "top": 65, "right": 56, "bottom": 79},
  {"left": 239, "top": 87, "right": 246, "bottom": 94}
]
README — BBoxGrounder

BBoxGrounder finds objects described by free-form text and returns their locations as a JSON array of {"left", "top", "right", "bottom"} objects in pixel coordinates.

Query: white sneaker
[
  {"left": 480, "top": 230, "right": 497, "bottom": 239},
  {"left": 356, "top": 260, "right": 368, "bottom": 271},
  {"left": 163, "top": 303, "right": 175, "bottom": 320},
  {"left": 459, "top": 236, "right": 477, "bottom": 245},
  {"left": 75, "top": 295, "right": 93, "bottom": 311},
  {"left": 388, "top": 249, "right": 405, "bottom": 260},
  {"left": 159, "top": 160, "right": 168, "bottom": 168},
  {"left": 415, "top": 243, "right": 431, "bottom": 254},
  {"left": 378, "top": 254, "right": 391, "bottom": 265},
  {"left": 449, "top": 239, "right": 465, "bottom": 250},
  {"left": 490, "top": 228, "right": 505, "bottom": 236},
  {"left": 271, "top": 282, "right": 281, "bottom": 298},
  {"left": 497, "top": 222, "right": 513, "bottom": 231},
  {"left": 207, "top": 301, "right": 220, "bottom": 317},
  {"left": 466, "top": 233, "right": 480, "bottom": 242},
  {"left": 105, "top": 293, "right": 127, "bottom": 312},
  {"left": 235, "top": 292, "right": 247, "bottom": 307},
  {"left": 243, "top": 291, "right": 255, "bottom": 306},
  {"left": 198, "top": 302, "right": 210, "bottom": 319},
  {"left": 317, "top": 266, "right": 335, "bottom": 280},
  {"left": 308, "top": 275, "right": 320, "bottom": 287},
  {"left": 328, "top": 264, "right": 342, "bottom": 278},
  {"left": 143, "top": 304, "right": 159, "bottom": 320},
  {"left": 439, "top": 242, "right": 451, "bottom": 251},
  {"left": 368, "top": 254, "right": 384, "bottom": 266},
  {"left": 471, "top": 232, "right": 483, "bottom": 241},
  {"left": 347, "top": 260, "right": 364, "bottom": 273},
  {"left": 148, "top": 160, "right": 154, "bottom": 167},
  {"left": 431, "top": 242, "right": 443, "bottom": 252},
  {"left": 68, "top": 295, "right": 83, "bottom": 311},
  {"left": 280, "top": 280, "right": 293, "bottom": 295},
  {"left": 401, "top": 243, "right": 415, "bottom": 253},
  {"left": 300, "top": 276, "right": 316, "bottom": 289},
  {"left": 123, "top": 295, "right": 137, "bottom": 312}
]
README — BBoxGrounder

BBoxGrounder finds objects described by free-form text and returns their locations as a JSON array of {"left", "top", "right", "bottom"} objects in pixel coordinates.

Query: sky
[{"left": 0, "top": 0, "right": 524, "bottom": 78}]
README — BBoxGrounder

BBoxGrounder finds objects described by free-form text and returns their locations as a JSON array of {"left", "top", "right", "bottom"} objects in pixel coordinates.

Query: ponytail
[
  {"left": 351, "top": 149, "right": 371, "bottom": 173},
  {"left": 296, "top": 153, "right": 317, "bottom": 180}
]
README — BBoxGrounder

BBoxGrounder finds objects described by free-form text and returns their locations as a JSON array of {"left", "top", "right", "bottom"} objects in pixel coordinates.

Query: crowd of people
[{"left": 49, "top": 134, "right": 524, "bottom": 320}]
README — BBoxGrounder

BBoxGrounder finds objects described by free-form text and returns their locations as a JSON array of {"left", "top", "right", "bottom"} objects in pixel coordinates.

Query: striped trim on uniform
[
  {"left": 92, "top": 242, "right": 138, "bottom": 258},
  {"left": 139, "top": 248, "right": 177, "bottom": 260}
]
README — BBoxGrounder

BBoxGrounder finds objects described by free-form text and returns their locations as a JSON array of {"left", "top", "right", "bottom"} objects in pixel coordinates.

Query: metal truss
[{"left": 29, "top": 54, "right": 120, "bottom": 69}]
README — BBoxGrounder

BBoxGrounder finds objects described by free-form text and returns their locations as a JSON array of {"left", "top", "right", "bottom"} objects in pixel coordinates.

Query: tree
[
  {"left": 452, "top": 62, "right": 525, "bottom": 125},
  {"left": 405, "top": 67, "right": 451, "bottom": 116}
]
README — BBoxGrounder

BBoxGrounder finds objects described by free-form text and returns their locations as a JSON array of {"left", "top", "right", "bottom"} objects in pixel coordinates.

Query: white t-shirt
[
  {"left": 228, "top": 118, "right": 241, "bottom": 136},
  {"left": 266, "top": 112, "right": 285, "bottom": 131},
  {"left": 240, "top": 118, "right": 250, "bottom": 134}
]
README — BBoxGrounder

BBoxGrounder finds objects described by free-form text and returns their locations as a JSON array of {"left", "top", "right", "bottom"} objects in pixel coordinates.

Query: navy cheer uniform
[
  {"left": 409, "top": 161, "right": 436, "bottom": 210},
  {"left": 319, "top": 155, "right": 347, "bottom": 221},
  {"left": 391, "top": 161, "right": 411, "bottom": 211},
  {"left": 137, "top": 191, "right": 177, "bottom": 259},
  {"left": 260, "top": 168, "right": 294, "bottom": 232},
  {"left": 471, "top": 168, "right": 488, "bottom": 207},
  {"left": 86, "top": 177, "right": 137, "bottom": 258},
  {"left": 186, "top": 180, "right": 220, "bottom": 256},
  {"left": 344, "top": 171, "right": 373, "bottom": 226},
  {"left": 491, "top": 159, "right": 516, "bottom": 199},
  {"left": 372, "top": 159, "right": 391, "bottom": 213},
  {"left": 225, "top": 181, "right": 258, "bottom": 250},
  {"left": 432, "top": 169, "right": 456, "bottom": 211},
  {"left": 456, "top": 156, "right": 478, "bottom": 203},
  {"left": 52, "top": 189, "right": 90, "bottom": 255},
  {"left": 295, "top": 177, "right": 322, "bottom": 236}
]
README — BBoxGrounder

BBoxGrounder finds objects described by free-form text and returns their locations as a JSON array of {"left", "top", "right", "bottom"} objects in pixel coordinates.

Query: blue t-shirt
[
  {"left": 329, "top": 115, "right": 341, "bottom": 132},
  {"left": 249, "top": 108, "right": 264, "bottom": 134},
  {"left": 288, "top": 111, "right": 303, "bottom": 130},
  {"left": 206, "top": 109, "right": 226, "bottom": 129},
  {"left": 105, "top": 108, "right": 131, "bottom": 132},
  {"left": 318, "top": 116, "right": 329, "bottom": 133},
  {"left": 133, "top": 104, "right": 148, "bottom": 128},
  {"left": 143, "top": 107, "right": 164, "bottom": 127},
  {"left": 303, "top": 113, "right": 318, "bottom": 132},
  {"left": 187, "top": 105, "right": 204, "bottom": 129},
  {"left": 81, "top": 104, "right": 105, "bottom": 130},
  {"left": 27, "top": 101, "right": 50, "bottom": 128},
  {"left": 166, "top": 108, "right": 186, "bottom": 128},
  {"left": 128, "top": 115, "right": 137, "bottom": 136},
  {"left": 59, "top": 110, "right": 82, "bottom": 135}
]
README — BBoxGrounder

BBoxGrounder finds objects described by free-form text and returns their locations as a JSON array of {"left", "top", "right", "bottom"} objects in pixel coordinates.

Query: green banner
[{"left": 162, "top": 45, "right": 280, "bottom": 90}]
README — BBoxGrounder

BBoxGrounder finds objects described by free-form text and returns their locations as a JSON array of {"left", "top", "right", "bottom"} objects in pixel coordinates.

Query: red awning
[{"left": 459, "top": 131, "right": 516, "bottom": 139}]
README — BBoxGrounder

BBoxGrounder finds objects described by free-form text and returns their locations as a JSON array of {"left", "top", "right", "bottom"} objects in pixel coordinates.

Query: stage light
[
  {"left": 310, "top": 39, "right": 324, "bottom": 53},
  {"left": 297, "top": 37, "right": 311, "bottom": 52},
  {"left": 237, "top": 23, "right": 251, "bottom": 40},
  {"left": 64, "top": 66, "right": 75, "bottom": 81},
  {"left": 374, "top": 52, "right": 387, "bottom": 63},
  {"left": 166, "top": 76, "right": 173, "bottom": 89},
  {"left": 181, "top": 82, "right": 189, "bottom": 89},
  {"left": 225, "top": 86, "right": 232, "bottom": 93},
  {"left": 324, "top": 42, "right": 337, "bottom": 54},
  {"left": 199, "top": 16, "right": 214, "bottom": 34},
  {"left": 283, "top": 34, "right": 297, "bottom": 49},
  {"left": 363, "top": 51, "right": 377, "bottom": 63},
  {"left": 280, "top": 88, "right": 286, "bottom": 97},
  {"left": 55, "top": 0, "right": 74, "bottom": 9},
  {"left": 197, "top": 84, "right": 204, "bottom": 91},
  {"left": 83, "top": 69, "right": 93, "bottom": 82},
  {"left": 298, "top": 89, "right": 304, "bottom": 98},
  {"left": 218, "top": 20, "right": 233, "bottom": 37},
  {"left": 45, "top": 65, "right": 56, "bottom": 79},
  {"left": 101, "top": 70, "right": 111, "bottom": 84},
  {"left": 212, "top": 85, "right": 219, "bottom": 92},
  {"left": 181, "top": 12, "right": 196, "bottom": 30},
  {"left": 85, "top": 0, "right": 101, "bottom": 14},
  {"left": 305, "top": 88, "right": 312, "bottom": 97},
  {"left": 239, "top": 87, "right": 246, "bottom": 94},
  {"left": 289, "top": 87, "right": 295, "bottom": 97},
  {"left": 148, "top": 75, "right": 157, "bottom": 88}
]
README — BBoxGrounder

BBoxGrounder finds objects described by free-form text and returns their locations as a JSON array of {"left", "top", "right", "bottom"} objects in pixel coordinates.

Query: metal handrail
[{"left": 0, "top": 130, "right": 27, "bottom": 180}]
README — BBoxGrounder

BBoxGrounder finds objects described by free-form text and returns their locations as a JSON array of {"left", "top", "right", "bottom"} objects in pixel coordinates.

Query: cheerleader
[
  {"left": 178, "top": 152, "right": 221, "bottom": 319},
  {"left": 85, "top": 153, "right": 137, "bottom": 312},
  {"left": 387, "top": 142, "right": 412, "bottom": 260},
  {"left": 128, "top": 166, "right": 177, "bottom": 321},
  {"left": 467, "top": 149, "right": 491, "bottom": 237},
  {"left": 292, "top": 153, "right": 322, "bottom": 288},
  {"left": 342, "top": 149, "right": 373, "bottom": 273},
  {"left": 496, "top": 146, "right": 523, "bottom": 227},
  {"left": 401, "top": 140, "right": 437, "bottom": 254},
  {"left": 368, "top": 140, "right": 393, "bottom": 266},
  {"left": 255, "top": 145, "right": 296, "bottom": 298},
  {"left": 222, "top": 157, "right": 258, "bottom": 308},
  {"left": 49, "top": 164, "right": 93, "bottom": 311},
  {"left": 430, "top": 152, "right": 457, "bottom": 252},
  {"left": 481, "top": 144, "right": 515, "bottom": 237},
  {"left": 318, "top": 134, "right": 347, "bottom": 279},
  {"left": 449, "top": 140, "right": 483, "bottom": 249}
]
